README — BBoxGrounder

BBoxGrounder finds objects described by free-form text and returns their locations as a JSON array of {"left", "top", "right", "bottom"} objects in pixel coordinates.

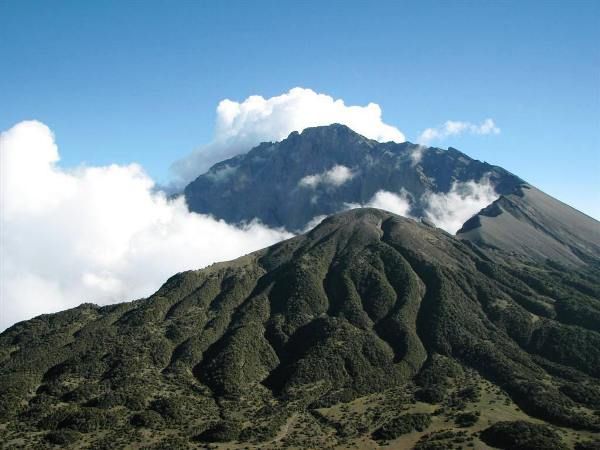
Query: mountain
[
  {"left": 1, "top": 209, "right": 599, "bottom": 449},
  {"left": 458, "top": 184, "right": 600, "bottom": 266},
  {"left": 184, "top": 124, "right": 524, "bottom": 231},
  {"left": 183, "top": 124, "right": 600, "bottom": 267}
]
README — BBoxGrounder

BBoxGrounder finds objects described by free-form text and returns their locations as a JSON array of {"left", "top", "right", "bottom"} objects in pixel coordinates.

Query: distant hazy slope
[
  {"left": 458, "top": 185, "right": 600, "bottom": 266},
  {"left": 184, "top": 124, "right": 523, "bottom": 230}
]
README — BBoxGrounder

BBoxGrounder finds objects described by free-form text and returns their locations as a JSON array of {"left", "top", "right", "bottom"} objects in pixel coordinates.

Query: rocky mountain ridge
[{"left": 184, "top": 124, "right": 524, "bottom": 231}]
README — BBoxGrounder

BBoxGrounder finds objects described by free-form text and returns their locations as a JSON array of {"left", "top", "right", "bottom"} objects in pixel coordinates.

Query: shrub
[
  {"left": 415, "top": 386, "right": 446, "bottom": 403},
  {"left": 90, "top": 389, "right": 147, "bottom": 410},
  {"left": 372, "top": 413, "right": 431, "bottom": 440},
  {"left": 62, "top": 383, "right": 103, "bottom": 403},
  {"left": 45, "top": 429, "right": 81, "bottom": 445},
  {"left": 148, "top": 436, "right": 190, "bottom": 450},
  {"left": 57, "top": 407, "right": 115, "bottom": 433},
  {"left": 149, "top": 397, "right": 186, "bottom": 423},
  {"left": 575, "top": 441, "right": 600, "bottom": 450},
  {"left": 455, "top": 411, "right": 480, "bottom": 427},
  {"left": 480, "top": 421, "right": 567, "bottom": 450},
  {"left": 560, "top": 383, "right": 600, "bottom": 409},
  {"left": 456, "top": 385, "right": 480, "bottom": 403},
  {"left": 130, "top": 410, "right": 164, "bottom": 428},
  {"left": 195, "top": 420, "right": 242, "bottom": 442}
]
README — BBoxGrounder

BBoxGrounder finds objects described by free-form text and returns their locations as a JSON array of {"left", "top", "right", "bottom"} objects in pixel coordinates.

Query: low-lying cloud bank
[
  {"left": 0, "top": 121, "right": 291, "bottom": 330},
  {"left": 171, "top": 87, "right": 405, "bottom": 185}
]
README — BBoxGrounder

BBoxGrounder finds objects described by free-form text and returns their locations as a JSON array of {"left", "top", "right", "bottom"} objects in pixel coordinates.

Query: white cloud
[
  {"left": 418, "top": 118, "right": 500, "bottom": 145},
  {"left": 410, "top": 144, "right": 427, "bottom": 165},
  {"left": 341, "top": 180, "right": 497, "bottom": 235},
  {"left": 0, "top": 121, "right": 292, "bottom": 331},
  {"left": 301, "top": 215, "right": 328, "bottom": 233},
  {"left": 299, "top": 165, "right": 355, "bottom": 189},
  {"left": 340, "top": 190, "right": 413, "bottom": 218},
  {"left": 367, "top": 190, "right": 413, "bottom": 217},
  {"left": 422, "top": 176, "right": 498, "bottom": 234},
  {"left": 205, "top": 164, "right": 237, "bottom": 182},
  {"left": 342, "top": 201, "right": 363, "bottom": 211},
  {"left": 171, "top": 87, "right": 405, "bottom": 184}
]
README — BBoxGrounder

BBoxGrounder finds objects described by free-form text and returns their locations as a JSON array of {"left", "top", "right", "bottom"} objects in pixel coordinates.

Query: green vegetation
[
  {"left": 454, "top": 411, "right": 480, "bottom": 427},
  {"left": 414, "top": 429, "right": 473, "bottom": 450},
  {"left": 372, "top": 413, "right": 432, "bottom": 440},
  {"left": 195, "top": 420, "right": 241, "bottom": 442},
  {"left": 480, "top": 420, "right": 568, "bottom": 450},
  {"left": 0, "top": 209, "right": 598, "bottom": 448},
  {"left": 45, "top": 429, "right": 81, "bottom": 446},
  {"left": 575, "top": 441, "right": 600, "bottom": 450}
]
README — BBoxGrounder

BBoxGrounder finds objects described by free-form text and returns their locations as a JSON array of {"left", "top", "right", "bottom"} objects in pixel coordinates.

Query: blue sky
[{"left": 1, "top": 0, "right": 599, "bottom": 218}]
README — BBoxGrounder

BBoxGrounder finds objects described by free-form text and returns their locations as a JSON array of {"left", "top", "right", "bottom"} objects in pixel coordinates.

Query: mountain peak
[
  {"left": 285, "top": 123, "right": 375, "bottom": 147},
  {"left": 184, "top": 125, "right": 523, "bottom": 230},
  {"left": 299, "top": 122, "right": 361, "bottom": 135}
]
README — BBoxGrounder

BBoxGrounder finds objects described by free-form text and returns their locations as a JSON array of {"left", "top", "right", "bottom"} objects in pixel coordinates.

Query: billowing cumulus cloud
[
  {"left": 366, "top": 190, "right": 413, "bottom": 217},
  {"left": 299, "top": 165, "right": 355, "bottom": 189},
  {"left": 418, "top": 118, "right": 500, "bottom": 145},
  {"left": 422, "top": 176, "right": 498, "bottom": 233},
  {"left": 0, "top": 121, "right": 292, "bottom": 330},
  {"left": 171, "top": 87, "right": 405, "bottom": 184}
]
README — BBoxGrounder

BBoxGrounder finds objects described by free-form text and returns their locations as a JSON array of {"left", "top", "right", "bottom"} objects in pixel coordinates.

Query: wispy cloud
[
  {"left": 299, "top": 165, "right": 355, "bottom": 189},
  {"left": 418, "top": 118, "right": 500, "bottom": 145},
  {"left": 341, "top": 177, "right": 498, "bottom": 235},
  {"left": 422, "top": 175, "right": 498, "bottom": 233}
]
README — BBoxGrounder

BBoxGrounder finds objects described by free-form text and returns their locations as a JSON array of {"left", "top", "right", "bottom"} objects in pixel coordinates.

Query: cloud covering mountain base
[{"left": 0, "top": 121, "right": 291, "bottom": 330}]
